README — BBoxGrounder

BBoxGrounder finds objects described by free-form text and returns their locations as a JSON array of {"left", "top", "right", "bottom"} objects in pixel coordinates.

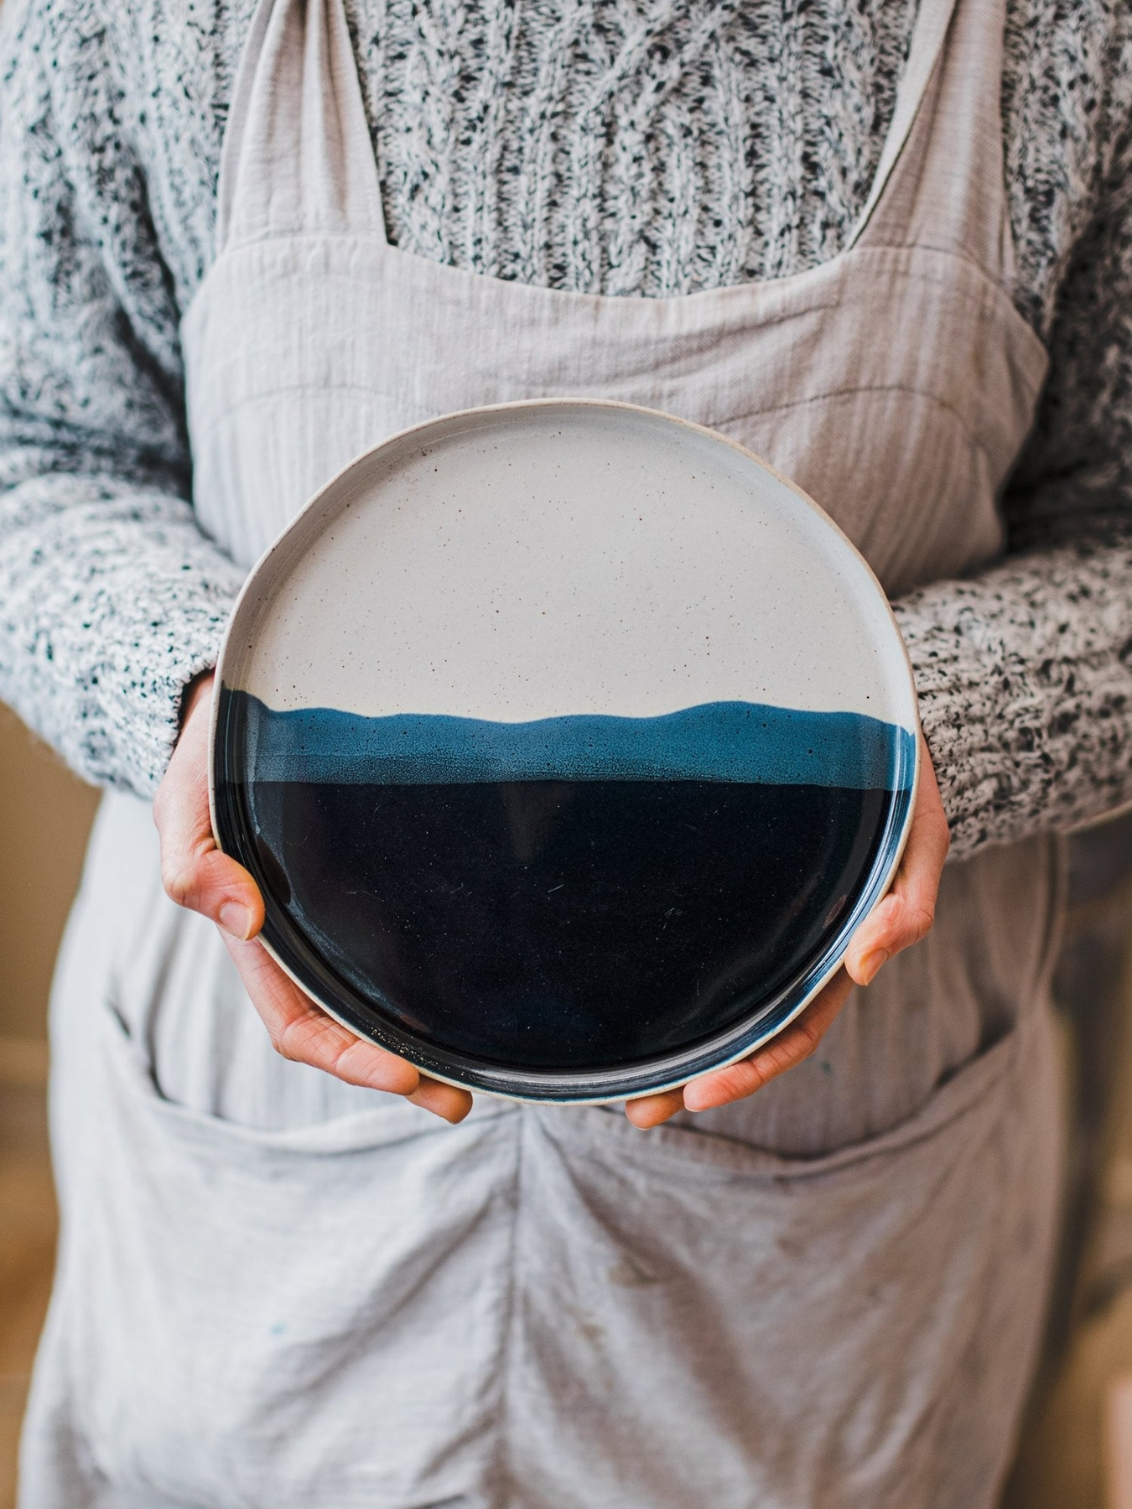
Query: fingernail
[
  {"left": 859, "top": 948, "right": 890, "bottom": 986},
  {"left": 218, "top": 901, "right": 254, "bottom": 939}
]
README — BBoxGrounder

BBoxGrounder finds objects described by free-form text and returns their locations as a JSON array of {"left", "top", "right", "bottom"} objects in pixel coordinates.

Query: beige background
[
  {"left": 0, "top": 704, "right": 96, "bottom": 1508},
  {"left": 0, "top": 705, "right": 98, "bottom": 1055}
]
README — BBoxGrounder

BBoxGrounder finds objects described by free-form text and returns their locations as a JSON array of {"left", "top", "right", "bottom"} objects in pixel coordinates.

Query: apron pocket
[
  {"left": 554, "top": 1014, "right": 1021, "bottom": 1181},
  {"left": 62, "top": 999, "right": 516, "bottom": 1509},
  {"left": 501, "top": 1014, "right": 1062, "bottom": 1509}
]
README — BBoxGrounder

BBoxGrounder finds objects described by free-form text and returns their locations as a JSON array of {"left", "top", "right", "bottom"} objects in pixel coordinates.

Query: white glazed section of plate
[
  {"left": 211, "top": 400, "right": 920, "bottom": 1102},
  {"left": 224, "top": 405, "right": 913, "bottom": 727}
]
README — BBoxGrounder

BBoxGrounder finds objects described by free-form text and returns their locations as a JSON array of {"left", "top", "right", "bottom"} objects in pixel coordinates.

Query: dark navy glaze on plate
[{"left": 214, "top": 687, "right": 915, "bottom": 1099}]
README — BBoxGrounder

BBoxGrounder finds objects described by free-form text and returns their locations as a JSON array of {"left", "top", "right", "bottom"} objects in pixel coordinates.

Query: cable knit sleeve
[
  {"left": 893, "top": 122, "right": 1132, "bottom": 861},
  {"left": 0, "top": 0, "right": 243, "bottom": 798}
]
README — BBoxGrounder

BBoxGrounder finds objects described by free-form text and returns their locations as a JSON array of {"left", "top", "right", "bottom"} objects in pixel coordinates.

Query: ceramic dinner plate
[{"left": 210, "top": 400, "right": 919, "bottom": 1102}]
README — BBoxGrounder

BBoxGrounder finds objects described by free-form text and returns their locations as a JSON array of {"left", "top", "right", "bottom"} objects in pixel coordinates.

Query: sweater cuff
[{"left": 98, "top": 571, "right": 245, "bottom": 799}]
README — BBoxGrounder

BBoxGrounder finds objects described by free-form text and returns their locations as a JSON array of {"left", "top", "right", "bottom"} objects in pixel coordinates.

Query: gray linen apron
[{"left": 20, "top": 0, "right": 1066, "bottom": 1502}]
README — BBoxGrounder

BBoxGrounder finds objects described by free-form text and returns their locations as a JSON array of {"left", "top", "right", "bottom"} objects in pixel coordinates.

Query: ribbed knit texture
[
  {"left": 366, "top": 0, "right": 916, "bottom": 294},
  {"left": 0, "top": 0, "right": 1131, "bottom": 859}
]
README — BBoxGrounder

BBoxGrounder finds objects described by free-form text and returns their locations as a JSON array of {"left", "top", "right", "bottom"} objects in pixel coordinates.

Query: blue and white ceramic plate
[{"left": 211, "top": 400, "right": 919, "bottom": 1102}]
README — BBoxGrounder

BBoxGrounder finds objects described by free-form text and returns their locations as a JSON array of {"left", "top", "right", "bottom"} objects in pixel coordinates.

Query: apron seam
[
  {"left": 716, "top": 385, "right": 1011, "bottom": 453},
  {"left": 193, "top": 232, "right": 1029, "bottom": 315},
  {"left": 489, "top": 1108, "right": 524, "bottom": 1509}
]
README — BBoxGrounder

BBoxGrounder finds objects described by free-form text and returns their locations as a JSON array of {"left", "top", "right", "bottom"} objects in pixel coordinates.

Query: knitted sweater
[{"left": 0, "top": 0, "right": 1130, "bottom": 860}]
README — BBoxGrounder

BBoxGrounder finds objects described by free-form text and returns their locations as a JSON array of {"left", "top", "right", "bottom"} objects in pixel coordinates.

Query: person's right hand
[{"left": 152, "top": 672, "right": 473, "bottom": 1124}]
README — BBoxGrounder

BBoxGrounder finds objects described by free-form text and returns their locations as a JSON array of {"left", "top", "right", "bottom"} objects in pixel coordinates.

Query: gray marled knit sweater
[{"left": 0, "top": 0, "right": 1131, "bottom": 860}]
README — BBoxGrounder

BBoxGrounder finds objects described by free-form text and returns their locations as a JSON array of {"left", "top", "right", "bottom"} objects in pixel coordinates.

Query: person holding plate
[{"left": 0, "top": 0, "right": 1129, "bottom": 1502}]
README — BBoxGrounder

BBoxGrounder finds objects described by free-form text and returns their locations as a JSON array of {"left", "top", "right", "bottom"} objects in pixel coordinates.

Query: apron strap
[
  {"left": 216, "top": 0, "right": 387, "bottom": 251},
  {"left": 851, "top": 0, "right": 1017, "bottom": 282}
]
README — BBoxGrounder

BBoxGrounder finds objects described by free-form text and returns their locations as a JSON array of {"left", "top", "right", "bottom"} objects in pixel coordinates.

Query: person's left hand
[
  {"left": 624, "top": 733, "right": 950, "bottom": 1129},
  {"left": 155, "top": 672, "right": 473, "bottom": 1123}
]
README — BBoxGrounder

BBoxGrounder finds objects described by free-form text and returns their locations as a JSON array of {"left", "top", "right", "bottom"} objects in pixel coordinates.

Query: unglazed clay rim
[{"left": 210, "top": 399, "right": 921, "bottom": 1104}]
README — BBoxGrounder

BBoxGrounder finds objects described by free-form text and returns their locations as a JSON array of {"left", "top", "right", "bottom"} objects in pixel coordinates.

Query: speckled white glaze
[{"left": 219, "top": 401, "right": 918, "bottom": 735}]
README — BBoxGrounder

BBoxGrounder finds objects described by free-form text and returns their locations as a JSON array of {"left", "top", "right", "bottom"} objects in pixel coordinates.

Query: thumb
[{"left": 153, "top": 673, "right": 265, "bottom": 941}]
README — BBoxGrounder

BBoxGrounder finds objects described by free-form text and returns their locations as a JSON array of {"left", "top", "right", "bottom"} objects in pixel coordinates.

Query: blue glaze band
[{"left": 234, "top": 692, "right": 916, "bottom": 790}]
